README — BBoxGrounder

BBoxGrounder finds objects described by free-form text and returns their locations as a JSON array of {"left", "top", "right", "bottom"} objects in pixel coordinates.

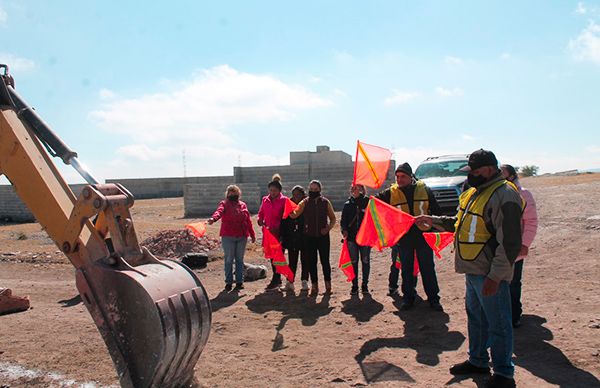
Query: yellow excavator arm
[{"left": 0, "top": 64, "right": 211, "bottom": 388}]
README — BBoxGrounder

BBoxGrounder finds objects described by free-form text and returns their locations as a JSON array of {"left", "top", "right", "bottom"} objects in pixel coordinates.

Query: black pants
[
  {"left": 305, "top": 234, "right": 331, "bottom": 283},
  {"left": 510, "top": 260, "right": 524, "bottom": 324},
  {"left": 270, "top": 246, "right": 286, "bottom": 285},
  {"left": 400, "top": 242, "right": 439, "bottom": 303},
  {"left": 388, "top": 245, "right": 417, "bottom": 290},
  {"left": 288, "top": 247, "right": 311, "bottom": 282}
]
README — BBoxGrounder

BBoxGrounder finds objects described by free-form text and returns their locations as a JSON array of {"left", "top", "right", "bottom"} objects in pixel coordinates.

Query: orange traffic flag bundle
[
  {"left": 352, "top": 141, "right": 392, "bottom": 189},
  {"left": 423, "top": 232, "right": 454, "bottom": 258},
  {"left": 338, "top": 240, "right": 356, "bottom": 282},
  {"left": 185, "top": 221, "right": 207, "bottom": 237},
  {"left": 356, "top": 196, "right": 415, "bottom": 250},
  {"left": 282, "top": 197, "right": 298, "bottom": 219},
  {"left": 262, "top": 227, "right": 294, "bottom": 282}
]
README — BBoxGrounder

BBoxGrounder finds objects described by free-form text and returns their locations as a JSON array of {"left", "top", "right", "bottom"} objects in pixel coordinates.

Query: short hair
[
  {"left": 309, "top": 179, "right": 322, "bottom": 190},
  {"left": 225, "top": 184, "right": 241, "bottom": 197},
  {"left": 268, "top": 180, "right": 282, "bottom": 191},
  {"left": 500, "top": 164, "right": 518, "bottom": 177},
  {"left": 291, "top": 185, "right": 306, "bottom": 196}
]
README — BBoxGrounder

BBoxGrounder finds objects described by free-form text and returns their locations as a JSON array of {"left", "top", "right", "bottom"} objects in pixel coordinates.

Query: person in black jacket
[
  {"left": 280, "top": 185, "right": 309, "bottom": 292},
  {"left": 341, "top": 184, "right": 371, "bottom": 295},
  {"left": 376, "top": 162, "right": 443, "bottom": 311}
]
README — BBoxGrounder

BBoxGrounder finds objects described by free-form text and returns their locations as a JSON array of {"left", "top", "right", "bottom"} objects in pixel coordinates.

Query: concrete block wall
[
  {"left": 184, "top": 183, "right": 262, "bottom": 218},
  {"left": 107, "top": 176, "right": 233, "bottom": 199},
  {"left": 0, "top": 184, "right": 86, "bottom": 222}
]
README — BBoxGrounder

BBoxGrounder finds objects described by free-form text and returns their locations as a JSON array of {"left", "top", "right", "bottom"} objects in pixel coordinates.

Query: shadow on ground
[
  {"left": 341, "top": 293, "right": 384, "bottom": 323},
  {"left": 355, "top": 297, "right": 465, "bottom": 384},
  {"left": 58, "top": 294, "right": 81, "bottom": 307},
  {"left": 246, "top": 290, "right": 334, "bottom": 352},
  {"left": 514, "top": 314, "right": 599, "bottom": 387}
]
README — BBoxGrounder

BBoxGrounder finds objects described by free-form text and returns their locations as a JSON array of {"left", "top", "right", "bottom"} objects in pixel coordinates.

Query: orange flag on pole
[
  {"left": 185, "top": 221, "right": 207, "bottom": 237},
  {"left": 338, "top": 240, "right": 355, "bottom": 282},
  {"left": 262, "top": 227, "right": 295, "bottom": 282},
  {"left": 353, "top": 141, "right": 392, "bottom": 189},
  {"left": 282, "top": 197, "right": 298, "bottom": 219},
  {"left": 423, "top": 232, "right": 455, "bottom": 258},
  {"left": 356, "top": 196, "right": 415, "bottom": 251}
]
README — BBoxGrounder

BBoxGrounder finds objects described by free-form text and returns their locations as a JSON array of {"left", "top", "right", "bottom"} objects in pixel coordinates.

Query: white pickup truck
[{"left": 414, "top": 154, "right": 469, "bottom": 215}]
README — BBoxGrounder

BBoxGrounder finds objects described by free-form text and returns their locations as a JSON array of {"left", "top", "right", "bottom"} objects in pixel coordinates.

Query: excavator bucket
[{"left": 76, "top": 254, "right": 211, "bottom": 388}]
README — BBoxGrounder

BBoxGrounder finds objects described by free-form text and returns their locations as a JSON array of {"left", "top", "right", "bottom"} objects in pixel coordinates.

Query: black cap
[
  {"left": 461, "top": 149, "right": 498, "bottom": 172},
  {"left": 395, "top": 162, "right": 413, "bottom": 177}
]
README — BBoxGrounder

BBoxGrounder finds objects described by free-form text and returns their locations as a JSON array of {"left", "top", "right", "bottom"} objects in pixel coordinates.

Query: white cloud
[
  {"left": 333, "top": 88, "right": 347, "bottom": 98},
  {"left": 384, "top": 89, "right": 421, "bottom": 105},
  {"left": 90, "top": 65, "right": 332, "bottom": 144},
  {"left": 585, "top": 145, "right": 600, "bottom": 153},
  {"left": 500, "top": 52, "right": 512, "bottom": 60},
  {"left": 435, "top": 87, "right": 464, "bottom": 97},
  {"left": 461, "top": 134, "right": 474, "bottom": 141},
  {"left": 0, "top": 7, "right": 7, "bottom": 26},
  {"left": 98, "top": 88, "right": 116, "bottom": 100},
  {"left": 0, "top": 53, "right": 35, "bottom": 72},
  {"left": 444, "top": 56, "right": 464, "bottom": 66},
  {"left": 569, "top": 22, "right": 600, "bottom": 64},
  {"left": 575, "top": 2, "right": 587, "bottom": 14},
  {"left": 87, "top": 65, "right": 331, "bottom": 179}
]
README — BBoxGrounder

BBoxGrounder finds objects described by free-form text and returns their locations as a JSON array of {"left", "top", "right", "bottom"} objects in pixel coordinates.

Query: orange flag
[
  {"left": 353, "top": 141, "right": 392, "bottom": 189},
  {"left": 338, "top": 240, "right": 355, "bottom": 282},
  {"left": 185, "top": 221, "right": 206, "bottom": 237},
  {"left": 423, "top": 232, "right": 455, "bottom": 258},
  {"left": 262, "top": 227, "right": 294, "bottom": 282},
  {"left": 356, "top": 197, "right": 415, "bottom": 251},
  {"left": 282, "top": 197, "right": 298, "bottom": 219}
]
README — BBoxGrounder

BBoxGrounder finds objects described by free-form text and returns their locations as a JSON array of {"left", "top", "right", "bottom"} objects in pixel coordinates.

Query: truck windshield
[{"left": 415, "top": 160, "right": 469, "bottom": 178}]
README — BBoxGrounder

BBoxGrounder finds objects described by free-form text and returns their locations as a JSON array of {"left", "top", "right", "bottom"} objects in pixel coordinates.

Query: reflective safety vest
[
  {"left": 389, "top": 181, "right": 430, "bottom": 231},
  {"left": 455, "top": 180, "right": 522, "bottom": 261}
]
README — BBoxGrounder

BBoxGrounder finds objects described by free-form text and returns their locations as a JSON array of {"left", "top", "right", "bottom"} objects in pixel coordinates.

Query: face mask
[
  {"left": 227, "top": 195, "right": 239, "bottom": 201},
  {"left": 467, "top": 173, "right": 487, "bottom": 188},
  {"left": 308, "top": 191, "right": 321, "bottom": 199}
]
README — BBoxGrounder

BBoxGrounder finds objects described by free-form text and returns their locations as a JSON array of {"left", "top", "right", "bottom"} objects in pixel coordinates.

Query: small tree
[{"left": 520, "top": 165, "right": 539, "bottom": 177}]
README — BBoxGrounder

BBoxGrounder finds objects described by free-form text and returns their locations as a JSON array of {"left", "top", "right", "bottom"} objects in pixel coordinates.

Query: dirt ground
[{"left": 1, "top": 174, "right": 599, "bottom": 387}]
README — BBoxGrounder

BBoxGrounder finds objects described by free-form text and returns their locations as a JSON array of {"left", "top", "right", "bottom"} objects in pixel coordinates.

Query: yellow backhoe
[{"left": 0, "top": 64, "right": 212, "bottom": 387}]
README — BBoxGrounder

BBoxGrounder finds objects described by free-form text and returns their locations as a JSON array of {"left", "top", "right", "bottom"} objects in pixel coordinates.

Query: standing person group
[
  {"left": 208, "top": 185, "right": 255, "bottom": 291},
  {"left": 376, "top": 162, "right": 443, "bottom": 311}
]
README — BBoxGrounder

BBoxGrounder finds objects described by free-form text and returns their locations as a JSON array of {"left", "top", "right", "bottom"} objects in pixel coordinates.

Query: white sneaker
[
  {"left": 285, "top": 280, "right": 295, "bottom": 291},
  {"left": 301, "top": 280, "right": 309, "bottom": 291}
]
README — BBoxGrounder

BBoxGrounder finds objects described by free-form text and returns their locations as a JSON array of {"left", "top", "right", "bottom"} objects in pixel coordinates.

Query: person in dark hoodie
[
  {"left": 341, "top": 184, "right": 371, "bottom": 295},
  {"left": 376, "top": 162, "right": 443, "bottom": 311},
  {"left": 289, "top": 180, "right": 336, "bottom": 295},
  {"left": 280, "top": 185, "right": 309, "bottom": 292}
]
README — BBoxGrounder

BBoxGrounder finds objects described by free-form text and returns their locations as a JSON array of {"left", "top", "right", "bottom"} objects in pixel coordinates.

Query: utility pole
[{"left": 182, "top": 149, "right": 187, "bottom": 179}]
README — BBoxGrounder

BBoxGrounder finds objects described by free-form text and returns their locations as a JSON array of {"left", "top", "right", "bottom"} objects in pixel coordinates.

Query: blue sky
[{"left": 1, "top": 1, "right": 599, "bottom": 182}]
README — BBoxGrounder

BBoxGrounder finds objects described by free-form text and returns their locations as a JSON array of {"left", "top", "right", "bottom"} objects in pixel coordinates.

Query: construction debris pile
[{"left": 142, "top": 229, "right": 220, "bottom": 259}]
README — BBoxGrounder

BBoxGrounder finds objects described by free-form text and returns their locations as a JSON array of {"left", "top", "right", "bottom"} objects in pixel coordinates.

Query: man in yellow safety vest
[{"left": 416, "top": 149, "right": 523, "bottom": 388}]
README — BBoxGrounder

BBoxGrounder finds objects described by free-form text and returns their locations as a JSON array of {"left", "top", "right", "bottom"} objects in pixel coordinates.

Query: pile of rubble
[{"left": 141, "top": 229, "right": 220, "bottom": 259}]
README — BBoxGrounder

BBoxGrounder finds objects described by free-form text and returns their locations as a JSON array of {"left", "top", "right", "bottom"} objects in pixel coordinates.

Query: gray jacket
[{"left": 432, "top": 174, "right": 523, "bottom": 282}]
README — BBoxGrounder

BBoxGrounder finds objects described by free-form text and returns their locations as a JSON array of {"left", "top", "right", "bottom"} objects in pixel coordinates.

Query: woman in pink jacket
[
  {"left": 208, "top": 185, "right": 256, "bottom": 291},
  {"left": 501, "top": 164, "right": 538, "bottom": 328}
]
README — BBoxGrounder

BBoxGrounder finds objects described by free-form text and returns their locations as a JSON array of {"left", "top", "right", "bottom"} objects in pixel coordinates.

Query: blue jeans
[
  {"left": 465, "top": 274, "right": 514, "bottom": 378},
  {"left": 222, "top": 236, "right": 247, "bottom": 284},
  {"left": 347, "top": 241, "right": 371, "bottom": 288},
  {"left": 399, "top": 241, "right": 439, "bottom": 303}
]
